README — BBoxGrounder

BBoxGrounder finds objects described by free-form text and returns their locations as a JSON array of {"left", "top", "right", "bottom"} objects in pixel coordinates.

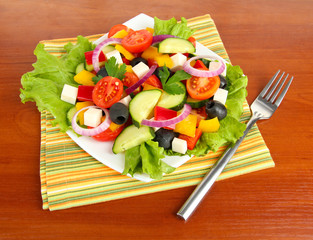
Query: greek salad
[{"left": 20, "top": 16, "right": 248, "bottom": 180}]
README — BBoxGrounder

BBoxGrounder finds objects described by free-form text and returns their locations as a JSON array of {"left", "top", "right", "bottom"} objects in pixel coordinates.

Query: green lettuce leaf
[
  {"left": 154, "top": 17, "right": 177, "bottom": 36},
  {"left": 122, "top": 145, "right": 141, "bottom": 176},
  {"left": 123, "top": 140, "right": 175, "bottom": 180},
  {"left": 154, "top": 17, "right": 195, "bottom": 39},
  {"left": 20, "top": 36, "right": 94, "bottom": 132},
  {"left": 170, "top": 17, "right": 195, "bottom": 39},
  {"left": 201, "top": 116, "right": 246, "bottom": 152}
]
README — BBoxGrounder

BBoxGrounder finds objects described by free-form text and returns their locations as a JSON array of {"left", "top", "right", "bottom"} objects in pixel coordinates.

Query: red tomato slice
[
  {"left": 92, "top": 76, "right": 124, "bottom": 108},
  {"left": 143, "top": 74, "right": 163, "bottom": 89},
  {"left": 121, "top": 30, "right": 153, "bottom": 53},
  {"left": 92, "top": 124, "right": 124, "bottom": 142},
  {"left": 188, "top": 36, "right": 196, "bottom": 48},
  {"left": 147, "top": 58, "right": 159, "bottom": 68},
  {"left": 186, "top": 73, "right": 220, "bottom": 100},
  {"left": 123, "top": 72, "right": 141, "bottom": 94},
  {"left": 108, "top": 24, "right": 133, "bottom": 38},
  {"left": 191, "top": 106, "right": 208, "bottom": 126}
]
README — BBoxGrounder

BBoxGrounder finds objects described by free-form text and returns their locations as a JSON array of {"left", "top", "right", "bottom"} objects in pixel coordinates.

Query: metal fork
[{"left": 177, "top": 70, "right": 293, "bottom": 221}]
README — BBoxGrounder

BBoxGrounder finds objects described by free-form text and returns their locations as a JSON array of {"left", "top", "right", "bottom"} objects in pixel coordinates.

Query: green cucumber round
[
  {"left": 158, "top": 38, "right": 195, "bottom": 54},
  {"left": 112, "top": 125, "right": 155, "bottom": 154},
  {"left": 186, "top": 96, "right": 209, "bottom": 108},
  {"left": 129, "top": 89, "right": 162, "bottom": 127},
  {"left": 157, "top": 82, "right": 186, "bottom": 111}
]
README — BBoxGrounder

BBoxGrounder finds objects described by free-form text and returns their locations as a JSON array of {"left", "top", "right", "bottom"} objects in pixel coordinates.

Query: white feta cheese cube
[
  {"left": 210, "top": 60, "right": 227, "bottom": 77},
  {"left": 84, "top": 108, "right": 102, "bottom": 128},
  {"left": 132, "top": 62, "right": 150, "bottom": 79},
  {"left": 118, "top": 95, "right": 132, "bottom": 107},
  {"left": 105, "top": 50, "right": 123, "bottom": 64},
  {"left": 170, "top": 53, "right": 187, "bottom": 71},
  {"left": 209, "top": 61, "right": 221, "bottom": 72},
  {"left": 221, "top": 61, "right": 227, "bottom": 77},
  {"left": 61, "top": 84, "right": 78, "bottom": 105},
  {"left": 171, "top": 137, "right": 188, "bottom": 154},
  {"left": 213, "top": 88, "right": 228, "bottom": 105}
]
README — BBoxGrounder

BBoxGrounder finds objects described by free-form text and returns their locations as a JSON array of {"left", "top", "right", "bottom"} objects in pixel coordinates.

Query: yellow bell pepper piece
[
  {"left": 125, "top": 65, "right": 133, "bottom": 73},
  {"left": 141, "top": 46, "right": 161, "bottom": 60},
  {"left": 101, "top": 116, "right": 121, "bottom": 131},
  {"left": 76, "top": 101, "right": 94, "bottom": 125},
  {"left": 115, "top": 44, "right": 135, "bottom": 61},
  {"left": 155, "top": 54, "right": 174, "bottom": 68},
  {"left": 74, "top": 70, "right": 96, "bottom": 86},
  {"left": 174, "top": 114, "right": 197, "bottom": 137},
  {"left": 141, "top": 47, "right": 174, "bottom": 68},
  {"left": 146, "top": 27, "right": 154, "bottom": 34},
  {"left": 112, "top": 29, "right": 129, "bottom": 38},
  {"left": 198, "top": 117, "right": 220, "bottom": 132}
]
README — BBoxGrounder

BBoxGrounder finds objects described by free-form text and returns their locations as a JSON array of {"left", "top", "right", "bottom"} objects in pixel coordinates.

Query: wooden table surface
[{"left": 1, "top": 0, "right": 312, "bottom": 239}]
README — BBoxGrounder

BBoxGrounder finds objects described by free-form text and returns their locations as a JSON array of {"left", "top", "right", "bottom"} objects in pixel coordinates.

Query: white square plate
[{"left": 67, "top": 13, "right": 224, "bottom": 182}]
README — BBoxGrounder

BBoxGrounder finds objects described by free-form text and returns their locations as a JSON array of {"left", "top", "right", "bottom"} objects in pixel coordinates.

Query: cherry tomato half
[
  {"left": 188, "top": 36, "right": 196, "bottom": 48},
  {"left": 108, "top": 24, "right": 133, "bottom": 38},
  {"left": 143, "top": 74, "right": 163, "bottom": 89},
  {"left": 92, "top": 124, "right": 124, "bottom": 142},
  {"left": 92, "top": 76, "right": 124, "bottom": 108},
  {"left": 121, "top": 30, "right": 153, "bottom": 53},
  {"left": 123, "top": 72, "right": 141, "bottom": 94},
  {"left": 186, "top": 74, "right": 220, "bottom": 100}
]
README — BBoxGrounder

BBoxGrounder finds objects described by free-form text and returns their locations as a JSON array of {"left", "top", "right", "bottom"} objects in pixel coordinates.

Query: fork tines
[{"left": 260, "top": 70, "right": 293, "bottom": 107}]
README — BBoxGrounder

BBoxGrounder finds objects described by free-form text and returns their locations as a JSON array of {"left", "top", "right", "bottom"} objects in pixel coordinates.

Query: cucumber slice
[
  {"left": 158, "top": 38, "right": 195, "bottom": 54},
  {"left": 157, "top": 82, "right": 186, "bottom": 111},
  {"left": 186, "top": 96, "right": 209, "bottom": 108},
  {"left": 112, "top": 125, "right": 155, "bottom": 154},
  {"left": 67, "top": 106, "right": 77, "bottom": 124},
  {"left": 85, "top": 61, "right": 94, "bottom": 71},
  {"left": 75, "top": 63, "right": 85, "bottom": 74},
  {"left": 129, "top": 89, "right": 162, "bottom": 127},
  {"left": 101, "top": 45, "right": 115, "bottom": 54}
]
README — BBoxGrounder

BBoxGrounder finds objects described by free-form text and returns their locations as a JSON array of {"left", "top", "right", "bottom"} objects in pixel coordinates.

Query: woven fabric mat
[{"left": 39, "top": 14, "right": 274, "bottom": 211}]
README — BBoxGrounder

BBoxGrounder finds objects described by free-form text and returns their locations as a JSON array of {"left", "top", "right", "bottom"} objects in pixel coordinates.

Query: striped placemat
[{"left": 40, "top": 14, "right": 274, "bottom": 211}]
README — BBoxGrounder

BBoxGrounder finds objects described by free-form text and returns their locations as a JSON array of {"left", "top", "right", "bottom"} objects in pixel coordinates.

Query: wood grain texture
[{"left": 1, "top": 0, "right": 312, "bottom": 239}]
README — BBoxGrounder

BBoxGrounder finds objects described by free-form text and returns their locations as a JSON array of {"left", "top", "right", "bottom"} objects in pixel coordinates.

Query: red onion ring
[
  {"left": 141, "top": 104, "right": 191, "bottom": 127},
  {"left": 71, "top": 106, "right": 111, "bottom": 136},
  {"left": 125, "top": 64, "right": 158, "bottom": 95},
  {"left": 92, "top": 38, "right": 122, "bottom": 73},
  {"left": 183, "top": 55, "right": 226, "bottom": 78},
  {"left": 152, "top": 35, "right": 178, "bottom": 44}
]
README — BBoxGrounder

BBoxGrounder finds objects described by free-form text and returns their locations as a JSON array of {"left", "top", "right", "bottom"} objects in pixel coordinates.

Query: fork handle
[{"left": 177, "top": 114, "right": 260, "bottom": 221}]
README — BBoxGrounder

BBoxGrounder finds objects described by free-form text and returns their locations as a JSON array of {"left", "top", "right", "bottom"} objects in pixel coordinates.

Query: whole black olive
[
  {"left": 109, "top": 102, "right": 129, "bottom": 125},
  {"left": 219, "top": 75, "right": 227, "bottom": 89},
  {"left": 97, "top": 67, "right": 108, "bottom": 77},
  {"left": 153, "top": 128, "right": 178, "bottom": 150},
  {"left": 130, "top": 57, "right": 148, "bottom": 67},
  {"left": 205, "top": 100, "right": 227, "bottom": 120}
]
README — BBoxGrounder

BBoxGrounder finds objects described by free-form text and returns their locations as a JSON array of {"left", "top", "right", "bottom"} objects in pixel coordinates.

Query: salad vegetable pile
[{"left": 20, "top": 17, "right": 248, "bottom": 180}]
